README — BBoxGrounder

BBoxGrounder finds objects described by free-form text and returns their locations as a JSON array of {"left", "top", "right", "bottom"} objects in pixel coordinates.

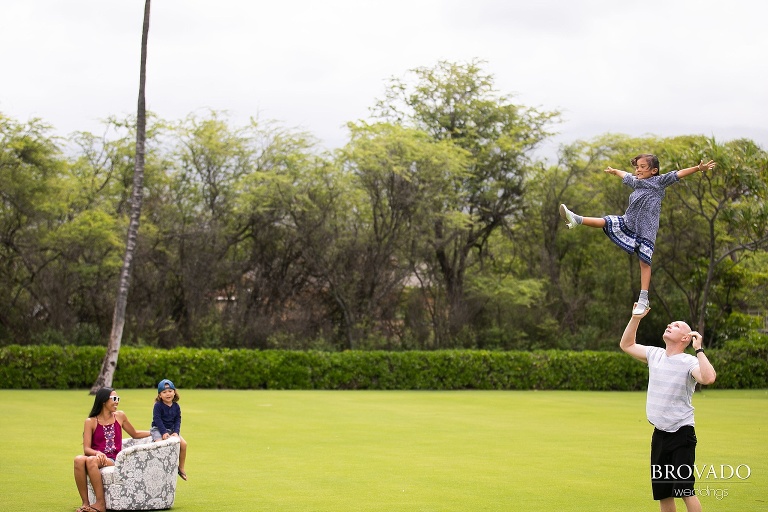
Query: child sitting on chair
[{"left": 151, "top": 379, "right": 188, "bottom": 481}]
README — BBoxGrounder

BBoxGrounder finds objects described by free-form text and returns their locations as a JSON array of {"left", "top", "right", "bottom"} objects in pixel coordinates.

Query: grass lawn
[{"left": 1, "top": 389, "right": 766, "bottom": 511}]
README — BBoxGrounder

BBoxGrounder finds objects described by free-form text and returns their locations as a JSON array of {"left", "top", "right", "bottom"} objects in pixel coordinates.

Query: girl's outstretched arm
[
  {"left": 604, "top": 166, "right": 629, "bottom": 178},
  {"left": 677, "top": 159, "right": 716, "bottom": 179}
]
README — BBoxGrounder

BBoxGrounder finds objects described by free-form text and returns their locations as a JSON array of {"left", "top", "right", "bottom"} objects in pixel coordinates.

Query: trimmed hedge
[{"left": 1, "top": 343, "right": 766, "bottom": 390}]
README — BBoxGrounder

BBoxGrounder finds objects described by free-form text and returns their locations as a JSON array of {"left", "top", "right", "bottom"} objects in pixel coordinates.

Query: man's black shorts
[{"left": 650, "top": 425, "right": 697, "bottom": 500}]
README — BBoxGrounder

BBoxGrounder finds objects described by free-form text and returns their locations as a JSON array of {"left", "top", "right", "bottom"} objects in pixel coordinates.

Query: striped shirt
[{"left": 645, "top": 346, "right": 699, "bottom": 432}]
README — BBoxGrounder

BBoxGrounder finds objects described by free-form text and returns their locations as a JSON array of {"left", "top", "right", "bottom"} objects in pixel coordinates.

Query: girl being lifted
[{"left": 559, "top": 154, "right": 716, "bottom": 315}]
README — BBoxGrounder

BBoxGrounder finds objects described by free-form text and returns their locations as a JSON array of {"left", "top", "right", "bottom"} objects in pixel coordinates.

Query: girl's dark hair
[
  {"left": 88, "top": 387, "right": 114, "bottom": 418},
  {"left": 155, "top": 390, "right": 180, "bottom": 403},
  {"left": 631, "top": 154, "right": 660, "bottom": 175}
]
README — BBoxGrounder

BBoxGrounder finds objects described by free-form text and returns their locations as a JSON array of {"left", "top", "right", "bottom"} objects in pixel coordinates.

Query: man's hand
[
  {"left": 689, "top": 330, "right": 716, "bottom": 384},
  {"left": 620, "top": 304, "right": 649, "bottom": 363},
  {"left": 632, "top": 303, "right": 651, "bottom": 319},
  {"left": 689, "top": 331, "right": 703, "bottom": 350}
]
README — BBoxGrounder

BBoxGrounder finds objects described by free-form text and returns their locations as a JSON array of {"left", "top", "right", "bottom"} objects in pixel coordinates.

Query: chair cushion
[{"left": 99, "top": 466, "right": 117, "bottom": 485}]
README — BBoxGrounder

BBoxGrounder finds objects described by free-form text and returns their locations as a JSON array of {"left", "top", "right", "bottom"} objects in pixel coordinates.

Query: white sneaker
[
  {"left": 559, "top": 204, "right": 577, "bottom": 229},
  {"left": 632, "top": 299, "right": 650, "bottom": 315}
]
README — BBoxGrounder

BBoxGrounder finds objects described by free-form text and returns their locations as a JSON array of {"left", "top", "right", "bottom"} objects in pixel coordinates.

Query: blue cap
[{"left": 158, "top": 379, "right": 176, "bottom": 393}]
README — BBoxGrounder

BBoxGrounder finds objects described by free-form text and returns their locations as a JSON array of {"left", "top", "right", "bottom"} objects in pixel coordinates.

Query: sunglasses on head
[{"left": 109, "top": 396, "right": 120, "bottom": 403}]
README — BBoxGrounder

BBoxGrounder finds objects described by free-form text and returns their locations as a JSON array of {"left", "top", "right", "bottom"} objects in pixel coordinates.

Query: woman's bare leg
[
  {"left": 85, "top": 456, "right": 108, "bottom": 512},
  {"left": 74, "top": 455, "right": 91, "bottom": 507}
]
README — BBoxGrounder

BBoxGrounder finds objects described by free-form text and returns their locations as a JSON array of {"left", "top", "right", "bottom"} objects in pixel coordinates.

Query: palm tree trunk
[{"left": 91, "top": 0, "right": 151, "bottom": 393}]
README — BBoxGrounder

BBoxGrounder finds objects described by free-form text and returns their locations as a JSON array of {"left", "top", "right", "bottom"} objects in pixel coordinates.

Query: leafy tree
[
  {"left": 463, "top": 230, "right": 555, "bottom": 349},
  {"left": 228, "top": 120, "right": 328, "bottom": 346},
  {"left": 157, "top": 112, "right": 258, "bottom": 343},
  {"left": 334, "top": 122, "right": 470, "bottom": 347},
  {"left": 0, "top": 115, "right": 67, "bottom": 341},
  {"left": 62, "top": 115, "right": 169, "bottom": 342},
  {"left": 372, "top": 59, "right": 559, "bottom": 341},
  {"left": 132, "top": 113, "right": 329, "bottom": 348},
  {"left": 655, "top": 137, "right": 768, "bottom": 340},
  {"left": 523, "top": 140, "right": 614, "bottom": 333}
]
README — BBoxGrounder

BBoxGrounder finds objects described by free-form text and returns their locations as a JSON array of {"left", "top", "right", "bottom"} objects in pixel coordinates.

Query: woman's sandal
[
  {"left": 77, "top": 506, "right": 104, "bottom": 512},
  {"left": 178, "top": 468, "right": 187, "bottom": 481}
]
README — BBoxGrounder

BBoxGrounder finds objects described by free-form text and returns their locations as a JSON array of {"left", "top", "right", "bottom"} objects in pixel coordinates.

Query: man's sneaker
[
  {"left": 632, "top": 299, "right": 650, "bottom": 315},
  {"left": 559, "top": 204, "right": 578, "bottom": 229}
]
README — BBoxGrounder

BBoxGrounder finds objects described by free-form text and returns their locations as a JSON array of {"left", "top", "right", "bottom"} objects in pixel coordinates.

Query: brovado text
[{"left": 651, "top": 464, "right": 751, "bottom": 481}]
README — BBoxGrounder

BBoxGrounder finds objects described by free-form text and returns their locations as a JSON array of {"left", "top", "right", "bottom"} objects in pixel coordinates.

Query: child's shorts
[
  {"left": 150, "top": 426, "right": 165, "bottom": 441},
  {"left": 602, "top": 215, "right": 654, "bottom": 265}
]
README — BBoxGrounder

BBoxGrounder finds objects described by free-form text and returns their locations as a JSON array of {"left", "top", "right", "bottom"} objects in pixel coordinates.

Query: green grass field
[{"left": 1, "top": 389, "right": 765, "bottom": 511}]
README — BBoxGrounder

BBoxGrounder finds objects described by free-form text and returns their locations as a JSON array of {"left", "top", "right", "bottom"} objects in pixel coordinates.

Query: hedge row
[{"left": 1, "top": 342, "right": 766, "bottom": 390}]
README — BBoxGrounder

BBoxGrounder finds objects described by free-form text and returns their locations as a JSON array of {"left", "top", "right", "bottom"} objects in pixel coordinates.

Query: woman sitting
[{"left": 73, "top": 387, "right": 149, "bottom": 512}]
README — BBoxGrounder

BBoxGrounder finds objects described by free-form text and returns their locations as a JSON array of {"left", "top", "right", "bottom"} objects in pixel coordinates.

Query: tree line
[{"left": 2, "top": 61, "right": 767, "bottom": 351}]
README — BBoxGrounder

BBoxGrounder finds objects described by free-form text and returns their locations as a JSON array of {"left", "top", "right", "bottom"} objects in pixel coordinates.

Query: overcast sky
[{"left": 2, "top": 0, "right": 766, "bottom": 162}]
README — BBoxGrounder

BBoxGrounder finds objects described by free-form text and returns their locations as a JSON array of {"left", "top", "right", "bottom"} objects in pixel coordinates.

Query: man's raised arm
[{"left": 620, "top": 304, "right": 650, "bottom": 363}]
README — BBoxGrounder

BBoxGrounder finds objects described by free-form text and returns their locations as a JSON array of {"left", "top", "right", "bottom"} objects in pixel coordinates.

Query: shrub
[
  {"left": 705, "top": 335, "right": 768, "bottom": 388},
  {"left": 1, "top": 342, "right": 765, "bottom": 390}
]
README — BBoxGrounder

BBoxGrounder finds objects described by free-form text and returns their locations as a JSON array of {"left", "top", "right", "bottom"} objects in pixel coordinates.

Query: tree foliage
[
  {"left": 372, "top": 59, "right": 560, "bottom": 342},
  {"left": 1, "top": 60, "right": 766, "bottom": 351}
]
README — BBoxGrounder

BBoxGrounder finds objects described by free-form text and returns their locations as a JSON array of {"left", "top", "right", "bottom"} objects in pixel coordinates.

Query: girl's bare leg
[
  {"left": 179, "top": 435, "right": 187, "bottom": 473},
  {"left": 640, "top": 260, "right": 652, "bottom": 291},
  {"left": 580, "top": 216, "right": 606, "bottom": 228},
  {"left": 632, "top": 261, "right": 653, "bottom": 314}
]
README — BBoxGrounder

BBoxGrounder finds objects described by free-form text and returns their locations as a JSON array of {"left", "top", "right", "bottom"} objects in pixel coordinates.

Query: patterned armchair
[{"left": 87, "top": 436, "right": 181, "bottom": 510}]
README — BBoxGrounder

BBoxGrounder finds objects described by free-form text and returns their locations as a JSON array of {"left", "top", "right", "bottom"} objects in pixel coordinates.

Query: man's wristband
[{"left": 695, "top": 348, "right": 705, "bottom": 354}]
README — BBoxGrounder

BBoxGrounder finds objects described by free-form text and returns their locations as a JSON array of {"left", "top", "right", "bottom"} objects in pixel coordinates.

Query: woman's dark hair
[
  {"left": 88, "top": 387, "right": 115, "bottom": 418},
  {"left": 631, "top": 154, "right": 660, "bottom": 175}
]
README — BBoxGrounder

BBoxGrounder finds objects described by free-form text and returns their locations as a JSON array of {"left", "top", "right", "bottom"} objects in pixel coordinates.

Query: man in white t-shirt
[{"left": 620, "top": 305, "right": 717, "bottom": 512}]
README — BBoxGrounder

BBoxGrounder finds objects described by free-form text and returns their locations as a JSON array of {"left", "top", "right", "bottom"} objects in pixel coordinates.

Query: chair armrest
[
  {"left": 108, "top": 436, "right": 181, "bottom": 483},
  {"left": 122, "top": 437, "right": 153, "bottom": 449},
  {"left": 117, "top": 436, "right": 180, "bottom": 462}
]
